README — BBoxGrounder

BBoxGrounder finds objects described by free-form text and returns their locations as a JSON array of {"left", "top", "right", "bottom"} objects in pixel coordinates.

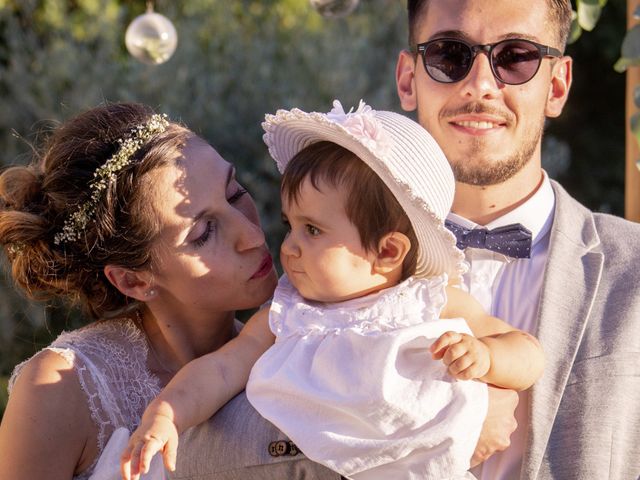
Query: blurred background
[{"left": 0, "top": 0, "right": 629, "bottom": 414}]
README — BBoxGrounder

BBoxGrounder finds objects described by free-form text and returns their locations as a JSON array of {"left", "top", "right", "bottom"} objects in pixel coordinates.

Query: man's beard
[
  {"left": 437, "top": 101, "right": 544, "bottom": 186},
  {"left": 450, "top": 121, "right": 543, "bottom": 187}
]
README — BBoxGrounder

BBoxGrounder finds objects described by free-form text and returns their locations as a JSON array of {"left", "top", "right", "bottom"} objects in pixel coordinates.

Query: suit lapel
[{"left": 521, "top": 182, "right": 604, "bottom": 479}]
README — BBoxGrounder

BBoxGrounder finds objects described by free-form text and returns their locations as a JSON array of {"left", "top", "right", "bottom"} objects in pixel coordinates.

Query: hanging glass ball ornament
[
  {"left": 310, "top": 0, "right": 359, "bottom": 18},
  {"left": 125, "top": 7, "right": 177, "bottom": 65}
]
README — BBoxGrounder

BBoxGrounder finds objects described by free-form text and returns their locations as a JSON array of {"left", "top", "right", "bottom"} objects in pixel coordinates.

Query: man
[{"left": 396, "top": 1, "right": 640, "bottom": 479}]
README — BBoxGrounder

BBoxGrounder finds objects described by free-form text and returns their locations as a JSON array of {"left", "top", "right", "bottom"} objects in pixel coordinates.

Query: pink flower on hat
[{"left": 326, "top": 100, "right": 392, "bottom": 155}]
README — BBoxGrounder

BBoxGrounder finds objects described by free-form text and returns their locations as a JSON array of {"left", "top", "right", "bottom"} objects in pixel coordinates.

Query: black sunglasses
[{"left": 415, "top": 38, "right": 563, "bottom": 85}]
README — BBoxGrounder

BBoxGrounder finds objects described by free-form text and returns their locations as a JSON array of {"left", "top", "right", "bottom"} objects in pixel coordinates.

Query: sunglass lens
[
  {"left": 424, "top": 40, "right": 472, "bottom": 83},
  {"left": 492, "top": 40, "right": 542, "bottom": 85}
]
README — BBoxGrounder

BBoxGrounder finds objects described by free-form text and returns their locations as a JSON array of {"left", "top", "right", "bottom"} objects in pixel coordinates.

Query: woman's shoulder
[
  {"left": 8, "top": 316, "right": 160, "bottom": 436},
  {"left": 2, "top": 348, "right": 97, "bottom": 478},
  {"left": 7, "top": 348, "right": 91, "bottom": 427},
  {"left": 6, "top": 316, "right": 160, "bottom": 477},
  {"left": 10, "top": 347, "right": 83, "bottom": 392},
  {"left": 6, "top": 320, "right": 127, "bottom": 426},
  {"left": 9, "top": 317, "right": 146, "bottom": 392}
]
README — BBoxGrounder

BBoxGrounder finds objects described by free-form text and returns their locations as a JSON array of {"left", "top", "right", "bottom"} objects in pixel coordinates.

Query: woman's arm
[
  {"left": 121, "top": 306, "right": 274, "bottom": 479},
  {"left": 434, "top": 286, "right": 545, "bottom": 391},
  {"left": 0, "top": 350, "right": 94, "bottom": 480}
]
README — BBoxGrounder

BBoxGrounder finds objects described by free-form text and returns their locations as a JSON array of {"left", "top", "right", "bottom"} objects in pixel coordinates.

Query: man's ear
[
  {"left": 104, "top": 265, "right": 155, "bottom": 302},
  {"left": 373, "top": 232, "right": 411, "bottom": 274},
  {"left": 396, "top": 50, "right": 418, "bottom": 112},
  {"left": 545, "top": 55, "right": 572, "bottom": 118}
]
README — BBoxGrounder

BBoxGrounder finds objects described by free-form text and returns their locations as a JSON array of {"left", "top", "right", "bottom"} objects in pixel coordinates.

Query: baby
[{"left": 121, "top": 101, "right": 544, "bottom": 480}]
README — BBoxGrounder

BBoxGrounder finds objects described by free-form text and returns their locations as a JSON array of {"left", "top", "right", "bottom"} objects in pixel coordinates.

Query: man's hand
[{"left": 471, "top": 386, "right": 519, "bottom": 467}]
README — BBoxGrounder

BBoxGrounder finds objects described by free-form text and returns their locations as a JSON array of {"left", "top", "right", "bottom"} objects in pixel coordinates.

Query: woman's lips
[{"left": 251, "top": 253, "right": 273, "bottom": 279}]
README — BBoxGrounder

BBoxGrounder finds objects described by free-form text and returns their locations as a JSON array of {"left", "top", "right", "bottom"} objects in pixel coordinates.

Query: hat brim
[{"left": 263, "top": 108, "right": 465, "bottom": 283}]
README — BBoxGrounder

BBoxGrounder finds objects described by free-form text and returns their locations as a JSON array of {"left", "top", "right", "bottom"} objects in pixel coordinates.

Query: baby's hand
[
  {"left": 430, "top": 331, "right": 491, "bottom": 381},
  {"left": 120, "top": 411, "right": 178, "bottom": 480}
]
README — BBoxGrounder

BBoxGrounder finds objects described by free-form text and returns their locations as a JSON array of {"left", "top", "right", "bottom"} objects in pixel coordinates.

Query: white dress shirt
[{"left": 448, "top": 172, "right": 556, "bottom": 480}]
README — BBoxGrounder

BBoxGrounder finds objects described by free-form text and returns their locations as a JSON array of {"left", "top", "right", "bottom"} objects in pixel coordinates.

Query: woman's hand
[
  {"left": 120, "top": 404, "right": 178, "bottom": 480},
  {"left": 430, "top": 331, "right": 491, "bottom": 381}
]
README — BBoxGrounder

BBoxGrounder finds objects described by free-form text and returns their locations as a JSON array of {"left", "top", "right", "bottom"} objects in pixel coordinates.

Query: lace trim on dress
[
  {"left": 8, "top": 318, "right": 162, "bottom": 480},
  {"left": 270, "top": 274, "right": 449, "bottom": 339}
]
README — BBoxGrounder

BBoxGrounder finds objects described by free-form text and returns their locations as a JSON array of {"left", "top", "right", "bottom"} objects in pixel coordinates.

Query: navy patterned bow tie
[{"left": 445, "top": 220, "right": 532, "bottom": 259}]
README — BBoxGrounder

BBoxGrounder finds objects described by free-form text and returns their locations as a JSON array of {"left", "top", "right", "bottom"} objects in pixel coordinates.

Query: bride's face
[{"left": 147, "top": 136, "right": 277, "bottom": 318}]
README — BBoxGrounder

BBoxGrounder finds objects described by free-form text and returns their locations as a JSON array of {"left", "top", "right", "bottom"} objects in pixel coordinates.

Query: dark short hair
[
  {"left": 407, "top": 0, "right": 572, "bottom": 50},
  {"left": 281, "top": 141, "right": 418, "bottom": 279}
]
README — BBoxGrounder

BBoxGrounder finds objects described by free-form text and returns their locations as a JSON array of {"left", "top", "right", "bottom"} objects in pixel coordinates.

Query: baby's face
[{"left": 280, "top": 177, "right": 389, "bottom": 303}]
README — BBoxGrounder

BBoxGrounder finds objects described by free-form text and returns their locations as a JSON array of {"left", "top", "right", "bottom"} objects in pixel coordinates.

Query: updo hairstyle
[{"left": 0, "top": 102, "right": 191, "bottom": 318}]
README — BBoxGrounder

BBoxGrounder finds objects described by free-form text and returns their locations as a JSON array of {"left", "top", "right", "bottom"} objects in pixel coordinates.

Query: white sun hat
[{"left": 262, "top": 99, "right": 465, "bottom": 282}]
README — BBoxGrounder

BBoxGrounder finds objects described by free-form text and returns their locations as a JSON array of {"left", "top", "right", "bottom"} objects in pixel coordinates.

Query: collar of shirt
[
  {"left": 456, "top": 174, "right": 555, "bottom": 480},
  {"left": 447, "top": 171, "right": 556, "bottom": 252}
]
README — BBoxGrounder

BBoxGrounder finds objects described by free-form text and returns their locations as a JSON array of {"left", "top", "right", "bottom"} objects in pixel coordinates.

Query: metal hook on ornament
[{"left": 310, "top": 0, "right": 360, "bottom": 18}]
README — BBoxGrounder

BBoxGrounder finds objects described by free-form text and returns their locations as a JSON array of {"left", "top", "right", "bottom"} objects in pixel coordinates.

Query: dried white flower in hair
[{"left": 54, "top": 114, "right": 169, "bottom": 245}]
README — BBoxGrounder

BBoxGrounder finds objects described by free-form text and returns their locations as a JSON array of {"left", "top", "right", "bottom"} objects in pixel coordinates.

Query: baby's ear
[{"left": 373, "top": 232, "right": 411, "bottom": 274}]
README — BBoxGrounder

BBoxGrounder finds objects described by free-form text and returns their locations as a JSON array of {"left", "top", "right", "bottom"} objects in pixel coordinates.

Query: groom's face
[{"left": 396, "top": 0, "right": 571, "bottom": 187}]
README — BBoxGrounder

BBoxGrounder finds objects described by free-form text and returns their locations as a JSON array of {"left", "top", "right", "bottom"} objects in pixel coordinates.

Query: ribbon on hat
[{"left": 445, "top": 220, "right": 532, "bottom": 259}]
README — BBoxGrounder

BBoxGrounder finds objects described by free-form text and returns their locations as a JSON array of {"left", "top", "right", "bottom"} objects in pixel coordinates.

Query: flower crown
[{"left": 53, "top": 113, "right": 169, "bottom": 245}]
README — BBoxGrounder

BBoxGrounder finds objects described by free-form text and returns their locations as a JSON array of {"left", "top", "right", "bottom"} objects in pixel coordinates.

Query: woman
[{"left": 0, "top": 102, "right": 339, "bottom": 479}]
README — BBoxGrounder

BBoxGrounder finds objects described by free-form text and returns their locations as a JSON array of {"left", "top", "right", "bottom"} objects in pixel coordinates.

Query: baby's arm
[
  {"left": 431, "top": 286, "right": 544, "bottom": 391},
  {"left": 121, "top": 307, "right": 274, "bottom": 480}
]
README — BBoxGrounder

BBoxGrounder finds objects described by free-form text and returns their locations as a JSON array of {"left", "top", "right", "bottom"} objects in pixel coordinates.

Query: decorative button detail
[{"left": 268, "top": 440, "right": 301, "bottom": 457}]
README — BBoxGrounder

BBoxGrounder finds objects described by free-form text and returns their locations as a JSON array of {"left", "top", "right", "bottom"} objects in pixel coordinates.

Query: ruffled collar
[{"left": 270, "top": 274, "right": 449, "bottom": 339}]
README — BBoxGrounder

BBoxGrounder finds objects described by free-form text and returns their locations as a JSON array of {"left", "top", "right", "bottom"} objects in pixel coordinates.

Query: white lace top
[{"left": 8, "top": 318, "right": 162, "bottom": 480}]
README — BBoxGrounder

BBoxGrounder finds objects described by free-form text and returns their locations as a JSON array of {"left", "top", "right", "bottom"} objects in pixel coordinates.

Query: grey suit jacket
[
  {"left": 170, "top": 390, "right": 340, "bottom": 479},
  {"left": 173, "top": 181, "right": 640, "bottom": 480},
  {"left": 521, "top": 181, "right": 640, "bottom": 479}
]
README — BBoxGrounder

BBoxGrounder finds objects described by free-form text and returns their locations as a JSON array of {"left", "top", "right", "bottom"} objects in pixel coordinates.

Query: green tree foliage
[
  {"left": 551, "top": 0, "right": 627, "bottom": 213},
  {"left": 0, "top": 0, "right": 629, "bottom": 415}
]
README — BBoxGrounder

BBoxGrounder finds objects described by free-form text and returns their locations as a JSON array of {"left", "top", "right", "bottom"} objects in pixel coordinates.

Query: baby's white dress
[
  {"left": 9, "top": 319, "right": 167, "bottom": 480},
  {"left": 246, "top": 274, "right": 488, "bottom": 480}
]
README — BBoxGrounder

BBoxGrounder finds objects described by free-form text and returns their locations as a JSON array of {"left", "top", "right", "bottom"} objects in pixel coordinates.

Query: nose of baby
[{"left": 280, "top": 231, "right": 301, "bottom": 259}]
